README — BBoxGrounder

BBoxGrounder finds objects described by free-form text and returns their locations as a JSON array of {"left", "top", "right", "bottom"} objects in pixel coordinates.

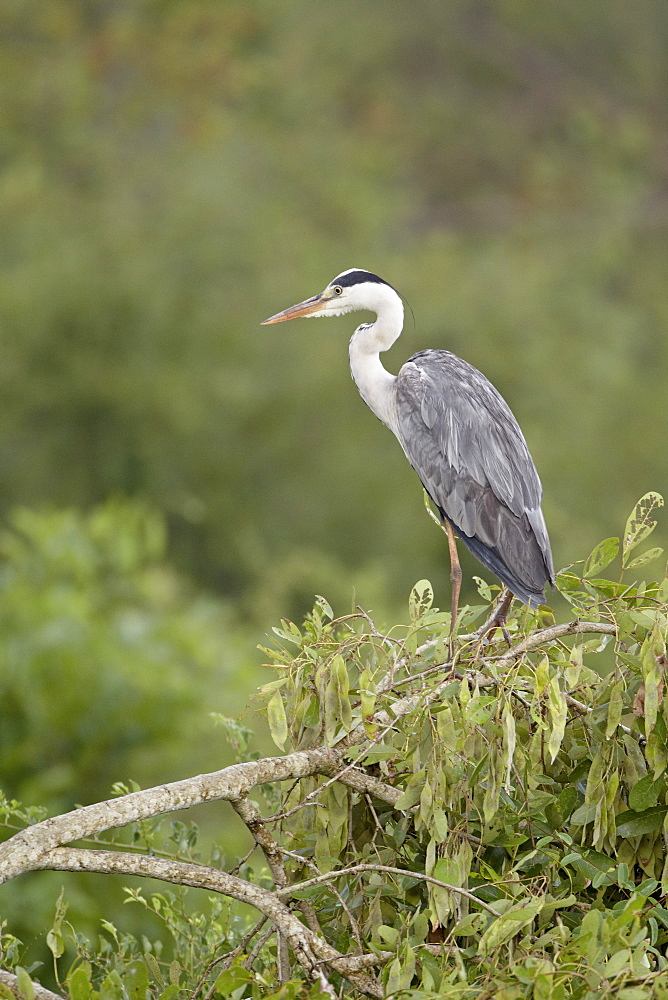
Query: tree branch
[
  {"left": 492, "top": 620, "right": 617, "bottom": 670},
  {"left": 28, "top": 848, "right": 382, "bottom": 999},
  {"left": 231, "top": 796, "right": 292, "bottom": 983},
  {"left": 0, "top": 749, "right": 343, "bottom": 884}
]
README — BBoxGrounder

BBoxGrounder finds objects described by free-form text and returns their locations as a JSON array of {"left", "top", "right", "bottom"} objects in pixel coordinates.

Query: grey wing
[{"left": 394, "top": 351, "right": 554, "bottom": 606}]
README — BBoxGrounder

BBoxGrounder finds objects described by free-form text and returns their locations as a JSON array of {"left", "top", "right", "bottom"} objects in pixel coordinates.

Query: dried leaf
[{"left": 502, "top": 703, "right": 516, "bottom": 792}]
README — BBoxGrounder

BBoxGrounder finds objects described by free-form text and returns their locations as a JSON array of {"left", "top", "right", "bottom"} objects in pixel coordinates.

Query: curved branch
[
  {"left": 0, "top": 748, "right": 342, "bottom": 884},
  {"left": 29, "top": 848, "right": 382, "bottom": 999},
  {"left": 493, "top": 620, "right": 617, "bottom": 670},
  {"left": 231, "top": 797, "right": 292, "bottom": 982}
]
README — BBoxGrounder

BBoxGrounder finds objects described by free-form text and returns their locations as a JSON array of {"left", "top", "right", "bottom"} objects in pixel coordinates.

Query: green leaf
[
  {"left": 465, "top": 694, "right": 497, "bottom": 725},
  {"left": 68, "top": 968, "right": 92, "bottom": 1000},
  {"left": 557, "top": 785, "right": 579, "bottom": 819},
  {"left": 561, "top": 848, "right": 616, "bottom": 883},
  {"left": 468, "top": 752, "right": 489, "bottom": 788},
  {"left": 157, "top": 988, "right": 179, "bottom": 1000},
  {"left": 604, "top": 949, "right": 631, "bottom": 977},
  {"left": 628, "top": 773, "right": 663, "bottom": 811},
  {"left": 46, "top": 927, "right": 65, "bottom": 960},
  {"left": 324, "top": 655, "right": 351, "bottom": 741},
  {"left": 395, "top": 772, "right": 425, "bottom": 811},
  {"left": 15, "top": 971, "right": 35, "bottom": 1000},
  {"left": 625, "top": 546, "right": 663, "bottom": 570},
  {"left": 267, "top": 690, "right": 288, "bottom": 750},
  {"left": 547, "top": 675, "right": 567, "bottom": 763},
  {"left": 143, "top": 953, "right": 163, "bottom": 987},
  {"left": 359, "top": 668, "right": 376, "bottom": 720},
  {"left": 409, "top": 579, "right": 434, "bottom": 622},
  {"left": 452, "top": 913, "right": 485, "bottom": 936},
  {"left": 386, "top": 941, "right": 416, "bottom": 994},
  {"left": 99, "top": 972, "right": 123, "bottom": 1000},
  {"left": 359, "top": 744, "right": 397, "bottom": 764},
  {"left": 314, "top": 594, "right": 333, "bottom": 620},
  {"left": 605, "top": 679, "right": 625, "bottom": 739},
  {"left": 432, "top": 806, "right": 449, "bottom": 840},
  {"left": 478, "top": 898, "right": 543, "bottom": 956},
  {"left": 622, "top": 492, "right": 664, "bottom": 568},
  {"left": 377, "top": 924, "right": 400, "bottom": 947},
  {"left": 213, "top": 967, "right": 253, "bottom": 994},
  {"left": 583, "top": 536, "right": 619, "bottom": 578},
  {"left": 334, "top": 655, "right": 352, "bottom": 731},
  {"left": 432, "top": 857, "right": 460, "bottom": 886},
  {"left": 616, "top": 805, "right": 668, "bottom": 838},
  {"left": 125, "top": 962, "right": 149, "bottom": 1000},
  {"left": 570, "top": 802, "right": 596, "bottom": 826}
]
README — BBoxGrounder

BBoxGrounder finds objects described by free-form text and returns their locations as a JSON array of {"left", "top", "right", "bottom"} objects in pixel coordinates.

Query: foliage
[
  {"left": 2, "top": 496, "right": 668, "bottom": 997},
  {"left": 0, "top": 499, "right": 251, "bottom": 809},
  {"left": 0, "top": 499, "right": 255, "bottom": 951},
  {"left": 0, "top": 0, "right": 667, "bottom": 621}
]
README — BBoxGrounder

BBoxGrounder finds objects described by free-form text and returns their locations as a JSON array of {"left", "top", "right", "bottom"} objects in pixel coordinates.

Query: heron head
[{"left": 261, "top": 269, "right": 399, "bottom": 325}]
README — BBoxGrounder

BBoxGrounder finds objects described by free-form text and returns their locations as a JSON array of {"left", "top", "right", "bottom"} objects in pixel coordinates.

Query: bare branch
[{"left": 190, "top": 916, "right": 267, "bottom": 1000}]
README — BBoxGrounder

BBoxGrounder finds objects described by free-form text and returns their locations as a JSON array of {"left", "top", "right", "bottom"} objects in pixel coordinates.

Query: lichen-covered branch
[
  {"left": 0, "top": 970, "right": 64, "bottom": 1000},
  {"left": 26, "top": 848, "right": 382, "bottom": 998},
  {"left": 231, "top": 796, "right": 292, "bottom": 982},
  {"left": 0, "top": 748, "right": 343, "bottom": 884},
  {"left": 493, "top": 620, "right": 616, "bottom": 670}
]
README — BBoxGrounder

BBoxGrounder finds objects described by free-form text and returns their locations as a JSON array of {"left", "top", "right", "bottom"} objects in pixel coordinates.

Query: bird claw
[{"left": 474, "top": 589, "right": 514, "bottom": 646}]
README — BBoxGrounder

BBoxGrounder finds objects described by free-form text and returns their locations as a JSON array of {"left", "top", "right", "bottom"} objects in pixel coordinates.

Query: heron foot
[{"left": 477, "top": 590, "right": 514, "bottom": 646}]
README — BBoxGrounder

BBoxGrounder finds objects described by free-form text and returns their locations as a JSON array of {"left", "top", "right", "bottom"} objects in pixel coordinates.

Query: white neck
[{"left": 348, "top": 285, "right": 404, "bottom": 431}]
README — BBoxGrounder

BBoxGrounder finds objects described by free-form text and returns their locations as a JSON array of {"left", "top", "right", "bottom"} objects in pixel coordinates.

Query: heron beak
[{"left": 261, "top": 293, "right": 328, "bottom": 325}]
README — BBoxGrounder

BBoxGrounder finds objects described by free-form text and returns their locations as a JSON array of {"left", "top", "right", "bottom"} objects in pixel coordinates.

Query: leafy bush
[
  {"left": 0, "top": 500, "right": 257, "bottom": 953},
  {"left": 1, "top": 494, "right": 668, "bottom": 997}
]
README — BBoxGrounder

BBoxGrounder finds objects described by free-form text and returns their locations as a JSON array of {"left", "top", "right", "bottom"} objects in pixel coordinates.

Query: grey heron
[{"left": 262, "top": 268, "right": 554, "bottom": 629}]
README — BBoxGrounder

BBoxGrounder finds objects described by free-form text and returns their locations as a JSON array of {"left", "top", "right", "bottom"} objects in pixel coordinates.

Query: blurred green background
[{"left": 1, "top": 0, "right": 667, "bottom": 959}]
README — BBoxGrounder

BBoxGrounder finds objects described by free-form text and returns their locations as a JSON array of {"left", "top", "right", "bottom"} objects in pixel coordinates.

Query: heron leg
[{"left": 445, "top": 519, "right": 462, "bottom": 643}]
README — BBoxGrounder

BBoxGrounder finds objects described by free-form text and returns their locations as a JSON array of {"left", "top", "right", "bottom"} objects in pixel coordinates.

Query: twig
[
  {"left": 269, "top": 720, "right": 400, "bottom": 823},
  {"left": 280, "top": 847, "right": 364, "bottom": 954},
  {"left": 243, "top": 925, "right": 274, "bottom": 970},
  {"left": 281, "top": 862, "right": 501, "bottom": 917},
  {"left": 189, "top": 917, "right": 267, "bottom": 1000}
]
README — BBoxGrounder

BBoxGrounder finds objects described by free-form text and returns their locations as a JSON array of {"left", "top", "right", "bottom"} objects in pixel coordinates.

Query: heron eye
[{"left": 333, "top": 286, "right": 343, "bottom": 295}]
